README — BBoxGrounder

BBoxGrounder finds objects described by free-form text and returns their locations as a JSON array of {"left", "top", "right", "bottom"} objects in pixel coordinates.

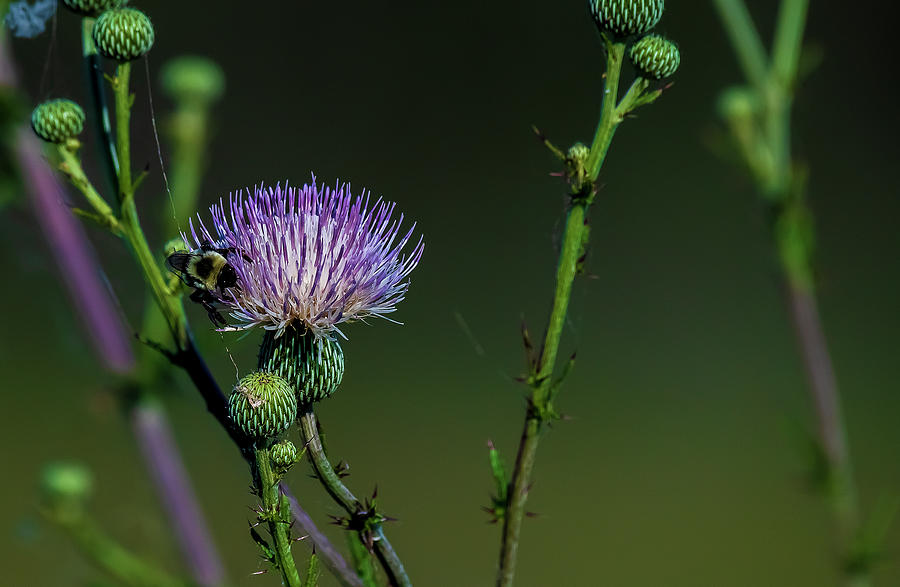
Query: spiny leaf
[{"left": 303, "top": 552, "right": 321, "bottom": 587}]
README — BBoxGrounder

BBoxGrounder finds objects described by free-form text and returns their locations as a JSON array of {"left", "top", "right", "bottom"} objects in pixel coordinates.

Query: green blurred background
[{"left": 2, "top": 1, "right": 898, "bottom": 585}]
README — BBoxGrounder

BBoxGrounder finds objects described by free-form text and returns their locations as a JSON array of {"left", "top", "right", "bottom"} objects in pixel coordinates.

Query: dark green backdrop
[{"left": 2, "top": 1, "right": 898, "bottom": 585}]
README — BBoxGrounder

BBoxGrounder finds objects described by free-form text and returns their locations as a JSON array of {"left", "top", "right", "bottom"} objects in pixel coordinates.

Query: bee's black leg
[{"left": 190, "top": 289, "right": 228, "bottom": 327}]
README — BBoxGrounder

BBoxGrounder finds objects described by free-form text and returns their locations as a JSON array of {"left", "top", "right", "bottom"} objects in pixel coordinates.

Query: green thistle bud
[
  {"left": 92, "top": 8, "right": 155, "bottom": 62},
  {"left": 228, "top": 371, "right": 298, "bottom": 443},
  {"left": 31, "top": 99, "right": 85, "bottom": 144},
  {"left": 716, "top": 86, "right": 760, "bottom": 121},
  {"left": 61, "top": 0, "right": 122, "bottom": 17},
  {"left": 258, "top": 327, "right": 344, "bottom": 404},
  {"left": 41, "top": 462, "right": 93, "bottom": 520},
  {"left": 589, "top": 0, "right": 664, "bottom": 37},
  {"left": 629, "top": 34, "right": 680, "bottom": 79},
  {"left": 271, "top": 440, "right": 299, "bottom": 474},
  {"left": 161, "top": 57, "right": 225, "bottom": 105}
]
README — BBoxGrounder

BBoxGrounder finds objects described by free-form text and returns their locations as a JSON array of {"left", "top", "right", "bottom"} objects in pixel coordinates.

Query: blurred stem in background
[
  {"left": 494, "top": 5, "right": 678, "bottom": 582},
  {"left": 41, "top": 462, "right": 192, "bottom": 587},
  {"left": 712, "top": 0, "right": 881, "bottom": 584}
]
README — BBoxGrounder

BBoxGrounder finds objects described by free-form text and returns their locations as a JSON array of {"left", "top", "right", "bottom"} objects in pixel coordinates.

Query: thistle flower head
[{"left": 186, "top": 178, "right": 424, "bottom": 339}]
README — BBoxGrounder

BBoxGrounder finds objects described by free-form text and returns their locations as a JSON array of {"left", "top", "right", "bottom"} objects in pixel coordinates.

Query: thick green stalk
[
  {"left": 298, "top": 409, "right": 412, "bottom": 587},
  {"left": 497, "top": 40, "right": 627, "bottom": 587},
  {"left": 254, "top": 448, "right": 302, "bottom": 587}
]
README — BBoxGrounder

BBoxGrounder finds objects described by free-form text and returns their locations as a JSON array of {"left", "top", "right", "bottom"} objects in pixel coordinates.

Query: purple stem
[
  {"left": 785, "top": 282, "right": 860, "bottom": 535},
  {"left": 16, "top": 129, "right": 136, "bottom": 373},
  {"left": 282, "top": 484, "right": 364, "bottom": 587},
  {"left": 132, "top": 400, "right": 225, "bottom": 587},
  {"left": 786, "top": 284, "right": 848, "bottom": 467}
]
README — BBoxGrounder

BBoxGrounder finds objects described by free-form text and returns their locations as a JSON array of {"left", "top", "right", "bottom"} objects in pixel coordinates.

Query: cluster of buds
[
  {"left": 588, "top": 0, "right": 680, "bottom": 79},
  {"left": 31, "top": 4, "right": 155, "bottom": 145}
]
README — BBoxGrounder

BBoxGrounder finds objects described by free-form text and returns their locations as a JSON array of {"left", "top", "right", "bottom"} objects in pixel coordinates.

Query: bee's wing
[{"left": 166, "top": 251, "right": 194, "bottom": 274}]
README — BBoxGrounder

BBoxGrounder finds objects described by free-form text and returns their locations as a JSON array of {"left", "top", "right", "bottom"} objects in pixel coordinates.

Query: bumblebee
[{"left": 166, "top": 242, "right": 243, "bottom": 327}]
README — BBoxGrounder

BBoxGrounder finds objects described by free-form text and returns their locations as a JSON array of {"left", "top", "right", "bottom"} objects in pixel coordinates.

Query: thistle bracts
[
  {"left": 31, "top": 99, "right": 85, "bottom": 143},
  {"left": 270, "top": 440, "right": 299, "bottom": 476},
  {"left": 92, "top": 7, "right": 155, "bottom": 61},
  {"left": 258, "top": 327, "right": 345, "bottom": 404},
  {"left": 589, "top": 0, "right": 664, "bottom": 37},
  {"left": 228, "top": 371, "right": 297, "bottom": 443},
  {"left": 630, "top": 34, "right": 680, "bottom": 79},
  {"left": 61, "top": 0, "right": 122, "bottom": 16}
]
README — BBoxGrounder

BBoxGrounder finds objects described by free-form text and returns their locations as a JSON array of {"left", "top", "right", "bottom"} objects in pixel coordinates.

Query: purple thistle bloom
[{"left": 186, "top": 178, "right": 424, "bottom": 338}]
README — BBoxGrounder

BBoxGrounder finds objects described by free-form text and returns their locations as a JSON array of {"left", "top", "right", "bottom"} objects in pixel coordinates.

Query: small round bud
[
  {"left": 629, "top": 34, "right": 680, "bottom": 79},
  {"left": 41, "top": 462, "right": 93, "bottom": 502},
  {"left": 41, "top": 462, "right": 93, "bottom": 521},
  {"left": 567, "top": 143, "right": 589, "bottom": 165},
  {"left": 258, "top": 328, "right": 344, "bottom": 404},
  {"left": 92, "top": 8, "right": 155, "bottom": 62},
  {"left": 271, "top": 440, "right": 299, "bottom": 473},
  {"left": 589, "top": 0, "right": 664, "bottom": 37},
  {"left": 228, "top": 371, "right": 298, "bottom": 442},
  {"left": 716, "top": 86, "right": 760, "bottom": 121},
  {"left": 61, "top": 0, "right": 122, "bottom": 17},
  {"left": 31, "top": 99, "right": 85, "bottom": 143},
  {"left": 161, "top": 57, "right": 225, "bottom": 105}
]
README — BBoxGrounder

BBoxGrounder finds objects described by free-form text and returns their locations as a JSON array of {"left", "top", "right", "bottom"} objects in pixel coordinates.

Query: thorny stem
[
  {"left": 498, "top": 38, "right": 649, "bottom": 587},
  {"left": 298, "top": 408, "right": 412, "bottom": 587},
  {"left": 254, "top": 447, "right": 302, "bottom": 587},
  {"left": 714, "top": 2, "right": 866, "bottom": 585}
]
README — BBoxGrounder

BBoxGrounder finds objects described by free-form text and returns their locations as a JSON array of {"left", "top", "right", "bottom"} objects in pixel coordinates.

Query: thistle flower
[{"left": 186, "top": 178, "right": 424, "bottom": 340}]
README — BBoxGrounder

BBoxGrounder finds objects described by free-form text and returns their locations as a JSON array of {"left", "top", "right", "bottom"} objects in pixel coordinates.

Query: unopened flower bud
[
  {"left": 31, "top": 99, "right": 85, "bottom": 143},
  {"left": 629, "top": 34, "right": 680, "bottom": 79},
  {"left": 228, "top": 371, "right": 297, "bottom": 443},
  {"left": 161, "top": 56, "right": 225, "bottom": 105},
  {"left": 271, "top": 440, "right": 299, "bottom": 474},
  {"left": 41, "top": 462, "right": 93, "bottom": 520},
  {"left": 92, "top": 7, "right": 155, "bottom": 62},
  {"left": 589, "top": 0, "right": 664, "bottom": 37},
  {"left": 258, "top": 328, "right": 345, "bottom": 404},
  {"left": 61, "top": 0, "right": 121, "bottom": 17}
]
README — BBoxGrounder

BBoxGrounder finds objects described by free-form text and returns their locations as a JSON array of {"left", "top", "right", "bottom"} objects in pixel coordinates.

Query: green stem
[
  {"left": 114, "top": 62, "right": 133, "bottom": 205},
  {"left": 585, "top": 40, "right": 626, "bottom": 180},
  {"left": 254, "top": 447, "right": 302, "bottom": 587},
  {"left": 711, "top": 0, "right": 769, "bottom": 92},
  {"left": 714, "top": 3, "right": 867, "bottom": 585},
  {"left": 298, "top": 408, "right": 412, "bottom": 587},
  {"left": 49, "top": 510, "right": 188, "bottom": 587},
  {"left": 81, "top": 17, "right": 119, "bottom": 197},
  {"left": 498, "top": 39, "right": 627, "bottom": 587}
]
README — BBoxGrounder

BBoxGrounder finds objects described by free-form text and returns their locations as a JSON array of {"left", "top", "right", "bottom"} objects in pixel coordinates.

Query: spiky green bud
[
  {"left": 258, "top": 328, "right": 344, "bottom": 404},
  {"left": 228, "top": 371, "right": 298, "bottom": 443},
  {"left": 161, "top": 57, "right": 225, "bottom": 105},
  {"left": 589, "top": 0, "right": 664, "bottom": 37},
  {"left": 31, "top": 99, "right": 85, "bottom": 144},
  {"left": 271, "top": 440, "right": 299, "bottom": 474},
  {"left": 92, "top": 8, "right": 155, "bottom": 62},
  {"left": 61, "top": 0, "right": 122, "bottom": 16},
  {"left": 629, "top": 34, "right": 680, "bottom": 79}
]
